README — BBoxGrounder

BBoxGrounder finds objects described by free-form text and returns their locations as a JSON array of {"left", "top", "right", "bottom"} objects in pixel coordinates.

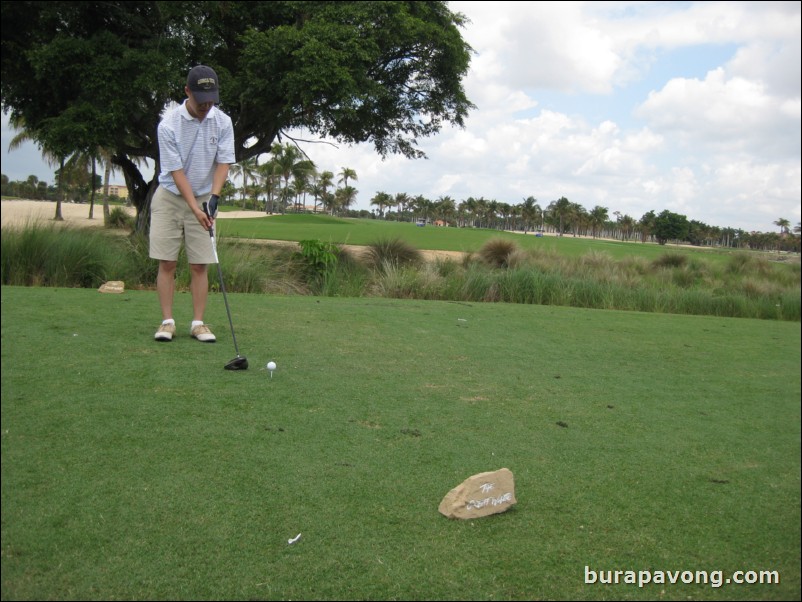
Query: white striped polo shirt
[{"left": 157, "top": 101, "right": 236, "bottom": 196}]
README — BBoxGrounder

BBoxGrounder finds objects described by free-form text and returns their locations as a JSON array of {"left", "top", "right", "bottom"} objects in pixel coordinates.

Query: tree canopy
[
  {"left": 652, "top": 210, "right": 691, "bottom": 245},
  {"left": 1, "top": 1, "right": 474, "bottom": 225}
]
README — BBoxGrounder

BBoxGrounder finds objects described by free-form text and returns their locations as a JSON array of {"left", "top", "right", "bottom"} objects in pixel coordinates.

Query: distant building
[{"left": 95, "top": 184, "right": 128, "bottom": 200}]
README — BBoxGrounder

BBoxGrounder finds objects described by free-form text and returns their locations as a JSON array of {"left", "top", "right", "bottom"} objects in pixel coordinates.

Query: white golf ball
[{"left": 266, "top": 361, "right": 277, "bottom": 371}]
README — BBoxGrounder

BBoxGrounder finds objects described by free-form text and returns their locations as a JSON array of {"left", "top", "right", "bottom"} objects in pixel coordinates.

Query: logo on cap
[{"left": 187, "top": 65, "right": 220, "bottom": 104}]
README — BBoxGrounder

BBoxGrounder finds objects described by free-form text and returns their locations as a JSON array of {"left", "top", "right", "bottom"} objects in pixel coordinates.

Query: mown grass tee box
[{"left": 2, "top": 286, "right": 799, "bottom": 600}]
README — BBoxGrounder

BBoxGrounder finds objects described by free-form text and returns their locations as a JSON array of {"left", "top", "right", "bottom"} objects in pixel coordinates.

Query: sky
[{"left": 2, "top": 1, "right": 800, "bottom": 233}]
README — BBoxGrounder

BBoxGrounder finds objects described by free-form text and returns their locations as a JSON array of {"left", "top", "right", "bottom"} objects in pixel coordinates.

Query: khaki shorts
[{"left": 149, "top": 186, "right": 216, "bottom": 264}]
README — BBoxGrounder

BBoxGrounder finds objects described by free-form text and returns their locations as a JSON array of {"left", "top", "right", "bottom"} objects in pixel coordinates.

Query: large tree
[
  {"left": 1, "top": 1, "right": 474, "bottom": 230},
  {"left": 652, "top": 210, "right": 690, "bottom": 245}
]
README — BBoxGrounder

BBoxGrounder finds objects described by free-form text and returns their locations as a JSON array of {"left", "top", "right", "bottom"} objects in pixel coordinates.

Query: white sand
[{"left": 0, "top": 199, "right": 266, "bottom": 229}]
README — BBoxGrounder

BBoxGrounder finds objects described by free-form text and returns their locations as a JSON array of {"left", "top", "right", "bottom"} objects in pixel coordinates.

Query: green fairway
[
  {"left": 217, "top": 214, "right": 737, "bottom": 263},
  {"left": 2, "top": 286, "right": 799, "bottom": 600}
]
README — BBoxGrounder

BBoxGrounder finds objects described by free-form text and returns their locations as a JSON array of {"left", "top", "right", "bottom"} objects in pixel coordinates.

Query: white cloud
[
  {"left": 636, "top": 67, "right": 798, "bottom": 157},
  {"left": 728, "top": 38, "right": 802, "bottom": 98}
]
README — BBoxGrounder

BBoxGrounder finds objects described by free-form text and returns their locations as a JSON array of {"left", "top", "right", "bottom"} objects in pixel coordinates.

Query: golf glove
[{"left": 208, "top": 194, "right": 219, "bottom": 218}]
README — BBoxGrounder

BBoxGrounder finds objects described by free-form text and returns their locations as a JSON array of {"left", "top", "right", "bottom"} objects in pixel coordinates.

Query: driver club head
[{"left": 225, "top": 356, "right": 249, "bottom": 371}]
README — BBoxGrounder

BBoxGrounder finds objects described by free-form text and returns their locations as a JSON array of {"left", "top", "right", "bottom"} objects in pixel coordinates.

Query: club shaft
[{"left": 210, "top": 229, "right": 241, "bottom": 357}]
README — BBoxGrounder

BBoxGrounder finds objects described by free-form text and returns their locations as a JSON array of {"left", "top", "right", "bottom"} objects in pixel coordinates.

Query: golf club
[{"left": 202, "top": 197, "right": 248, "bottom": 370}]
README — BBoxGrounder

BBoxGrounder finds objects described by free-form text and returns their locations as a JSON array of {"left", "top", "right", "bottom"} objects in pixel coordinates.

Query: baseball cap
[{"left": 187, "top": 65, "right": 219, "bottom": 104}]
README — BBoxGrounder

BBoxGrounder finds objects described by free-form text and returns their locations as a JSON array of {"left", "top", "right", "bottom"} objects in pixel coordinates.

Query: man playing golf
[{"left": 150, "top": 65, "right": 236, "bottom": 342}]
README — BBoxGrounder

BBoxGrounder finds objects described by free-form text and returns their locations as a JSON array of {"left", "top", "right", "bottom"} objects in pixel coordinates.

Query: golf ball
[{"left": 266, "top": 361, "right": 277, "bottom": 371}]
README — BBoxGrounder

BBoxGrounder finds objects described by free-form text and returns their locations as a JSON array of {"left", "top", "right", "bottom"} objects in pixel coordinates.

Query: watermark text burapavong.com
[{"left": 585, "top": 566, "right": 780, "bottom": 589}]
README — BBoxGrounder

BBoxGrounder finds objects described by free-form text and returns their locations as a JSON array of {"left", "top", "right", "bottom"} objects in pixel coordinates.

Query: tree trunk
[
  {"left": 88, "top": 157, "right": 97, "bottom": 219},
  {"left": 114, "top": 154, "right": 157, "bottom": 233},
  {"left": 54, "top": 157, "right": 65, "bottom": 221},
  {"left": 103, "top": 162, "right": 111, "bottom": 225}
]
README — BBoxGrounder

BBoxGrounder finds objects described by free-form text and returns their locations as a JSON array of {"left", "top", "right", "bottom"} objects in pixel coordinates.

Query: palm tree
[
  {"left": 315, "top": 171, "right": 335, "bottom": 214},
  {"left": 370, "top": 191, "right": 393, "bottom": 217},
  {"left": 229, "top": 163, "right": 242, "bottom": 200},
  {"left": 292, "top": 161, "right": 317, "bottom": 212},
  {"left": 23, "top": 175, "right": 40, "bottom": 199},
  {"left": 459, "top": 197, "right": 478, "bottom": 228},
  {"left": 257, "top": 158, "right": 281, "bottom": 213},
  {"left": 62, "top": 148, "right": 117, "bottom": 220},
  {"left": 62, "top": 152, "right": 99, "bottom": 209},
  {"left": 87, "top": 155, "right": 99, "bottom": 219},
  {"left": 414, "top": 196, "right": 435, "bottom": 225},
  {"left": 547, "top": 197, "right": 572, "bottom": 236},
  {"left": 99, "top": 149, "right": 117, "bottom": 223},
  {"left": 220, "top": 180, "right": 237, "bottom": 205},
  {"left": 75, "top": 145, "right": 141, "bottom": 223},
  {"left": 618, "top": 214, "right": 636, "bottom": 241},
  {"left": 774, "top": 218, "right": 791, "bottom": 236},
  {"left": 485, "top": 200, "right": 499, "bottom": 229},
  {"left": 639, "top": 210, "right": 657, "bottom": 243},
  {"left": 335, "top": 185, "right": 358, "bottom": 214},
  {"left": 7, "top": 115, "right": 66, "bottom": 220},
  {"left": 237, "top": 156, "right": 260, "bottom": 209},
  {"left": 520, "top": 196, "right": 541, "bottom": 233},
  {"left": 434, "top": 196, "right": 457, "bottom": 225},
  {"left": 338, "top": 167, "right": 358, "bottom": 189},
  {"left": 567, "top": 203, "right": 587, "bottom": 236},
  {"left": 394, "top": 192, "right": 410, "bottom": 221},
  {"left": 271, "top": 143, "right": 315, "bottom": 212},
  {"left": 292, "top": 172, "right": 309, "bottom": 212},
  {"left": 321, "top": 190, "right": 337, "bottom": 216},
  {"left": 472, "top": 197, "right": 489, "bottom": 228},
  {"left": 589, "top": 205, "right": 609, "bottom": 239},
  {"left": 497, "top": 202, "right": 512, "bottom": 230}
]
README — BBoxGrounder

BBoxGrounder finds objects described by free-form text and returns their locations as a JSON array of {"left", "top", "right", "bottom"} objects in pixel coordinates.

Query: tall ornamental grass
[
  {"left": 1, "top": 221, "right": 116, "bottom": 288},
  {"left": 1, "top": 223, "right": 799, "bottom": 320}
]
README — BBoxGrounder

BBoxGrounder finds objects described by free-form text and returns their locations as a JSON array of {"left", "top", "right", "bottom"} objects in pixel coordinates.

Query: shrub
[
  {"left": 318, "top": 249, "right": 371, "bottom": 297},
  {"left": 478, "top": 238, "right": 518, "bottom": 268},
  {"left": 652, "top": 252, "right": 687, "bottom": 269},
  {"left": 365, "top": 238, "right": 422, "bottom": 271},
  {"left": 726, "top": 252, "right": 772, "bottom": 277},
  {"left": 371, "top": 261, "right": 420, "bottom": 298},
  {"left": 580, "top": 250, "right": 614, "bottom": 271},
  {"left": 107, "top": 206, "right": 135, "bottom": 230},
  {"left": 294, "top": 239, "right": 340, "bottom": 287}
]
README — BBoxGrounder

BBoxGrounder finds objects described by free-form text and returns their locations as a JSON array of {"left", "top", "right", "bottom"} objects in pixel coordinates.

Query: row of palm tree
[
  {"left": 360, "top": 192, "right": 800, "bottom": 252},
  {"left": 226, "top": 143, "right": 360, "bottom": 216},
  {"left": 373, "top": 194, "right": 623, "bottom": 238}
]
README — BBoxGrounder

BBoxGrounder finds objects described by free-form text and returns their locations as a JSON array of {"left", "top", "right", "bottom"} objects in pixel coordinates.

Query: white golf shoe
[{"left": 190, "top": 323, "right": 216, "bottom": 343}]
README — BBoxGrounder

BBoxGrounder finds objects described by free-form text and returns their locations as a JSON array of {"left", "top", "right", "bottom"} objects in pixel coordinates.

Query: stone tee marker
[
  {"left": 438, "top": 468, "right": 517, "bottom": 519},
  {"left": 98, "top": 281, "right": 125, "bottom": 294}
]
